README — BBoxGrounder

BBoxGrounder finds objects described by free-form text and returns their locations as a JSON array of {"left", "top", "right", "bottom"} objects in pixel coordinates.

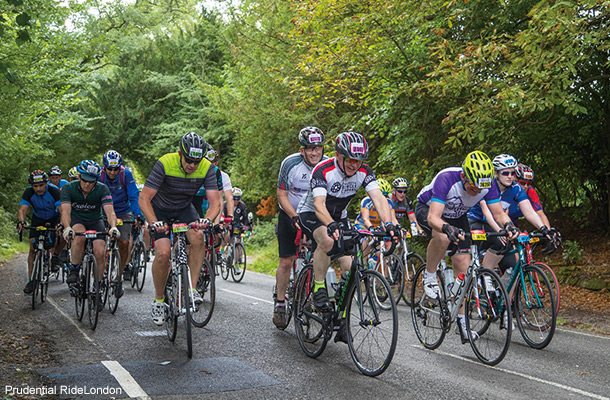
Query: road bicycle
[
  {"left": 101, "top": 220, "right": 123, "bottom": 314},
  {"left": 293, "top": 225, "right": 399, "bottom": 376},
  {"left": 190, "top": 223, "right": 217, "bottom": 328},
  {"left": 19, "top": 225, "right": 56, "bottom": 310},
  {"left": 219, "top": 224, "right": 247, "bottom": 282},
  {"left": 394, "top": 228, "right": 425, "bottom": 306},
  {"left": 411, "top": 230, "right": 512, "bottom": 366},
  {"left": 128, "top": 221, "right": 148, "bottom": 292},
  {"left": 367, "top": 232, "right": 406, "bottom": 307}
]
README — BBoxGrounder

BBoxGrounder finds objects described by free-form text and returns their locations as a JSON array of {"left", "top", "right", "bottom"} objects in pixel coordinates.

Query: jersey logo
[
  {"left": 330, "top": 182, "right": 342, "bottom": 193},
  {"left": 301, "top": 173, "right": 308, "bottom": 180}
]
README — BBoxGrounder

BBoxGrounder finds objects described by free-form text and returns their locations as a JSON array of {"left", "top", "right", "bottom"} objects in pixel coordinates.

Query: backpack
[{"left": 100, "top": 166, "right": 127, "bottom": 191}]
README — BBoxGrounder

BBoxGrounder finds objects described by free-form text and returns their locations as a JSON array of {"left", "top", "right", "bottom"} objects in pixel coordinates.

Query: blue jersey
[
  {"left": 56, "top": 179, "right": 69, "bottom": 188},
  {"left": 468, "top": 181, "right": 529, "bottom": 222},
  {"left": 20, "top": 185, "right": 61, "bottom": 220},
  {"left": 99, "top": 167, "right": 142, "bottom": 217}
]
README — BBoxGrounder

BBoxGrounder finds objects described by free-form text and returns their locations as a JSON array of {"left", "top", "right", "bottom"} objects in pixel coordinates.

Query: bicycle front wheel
[
  {"left": 465, "top": 268, "right": 511, "bottom": 366},
  {"left": 191, "top": 260, "right": 215, "bottom": 327},
  {"left": 514, "top": 264, "right": 556, "bottom": 349},
  {"left": 87, "top": 257, "right": 100, "bottom": 330},
  {"left": 402, "top": 253, "right": 425, "bottom": 307},
  {"left": 294, "top": 265, "right": 328, "bottom": 358},
  {"left": 31, "top": 252, "right": 42, "bottom": 310},
  {"left": 41, "top": 256, "right": 50, "bottom": 304},
  {"left": 108, "top": 249, "right": 121, "bottom": 314},
  {"left": 410, "top": 265, "right": 446, "bottom": 350},
  {"left": 164, "top": 272, "right": 178, "bottom": 342},
  {"left": 181, "top": 263, "right": 193, "bottom": 358},
  {"left": 231, "top": 243, "right": 246, "bottom": 282},
  {"left": 379, "top": 253, "right": 405, "bottom": 305},
  {"left": 75, "top": 265, "right": 86, "bottom": 321}
]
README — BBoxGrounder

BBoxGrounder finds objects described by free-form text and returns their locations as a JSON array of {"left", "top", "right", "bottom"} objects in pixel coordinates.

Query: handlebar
[
  {"left": 18, "top": 225, "right": 57, "bottom": 242},
  {"left": 327, "top": 225, "right": 398, "bottom": 259}
]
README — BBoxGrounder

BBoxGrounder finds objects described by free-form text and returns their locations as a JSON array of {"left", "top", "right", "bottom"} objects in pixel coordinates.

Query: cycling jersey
[
  {"left": 297, "top": 157, "right": 379, "bottom": 220},
  {"left": 354, "top": 196, "right": 394, "bottom": 228},
  {"left": 468, "top": 181, "right": 528, "bottom": 222},
  {"left": 417, "top": 167, "right": 500, "bottom": 219},
  {"left": 144, "top": 153, "right": 216, "bottom": 211},
  {"left": 60, "top": 180, "right": 113, "bottom": 221},
  {"left": 277, "top": 153, "right": 328, "bottom": 211},
  {"left": 55, "top": 179, "right": 69, "bottom": 188},
  {"left": 224, "top": 200, "right": 249, "bottom": 226},
  {"left": 389, "top": 193, "right": 414, "bottom": 221},
  {"left": 508, "top": 186, "right": 543, "bottom": 220},
  {"left": 99, "top": 166, "right": 143, "bottom": 217},
  {"left": 220, "top": 170, "right": 232, "bottom": 192},
  {"left": 194, "top": 166, "right": 223, "bottom": 214},
  {"left": 20, "top": 185, "right": 61, "bottom": 220}
]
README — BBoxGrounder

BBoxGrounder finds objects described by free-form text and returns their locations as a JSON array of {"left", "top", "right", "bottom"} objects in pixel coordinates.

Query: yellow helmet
[
  {"left": 377, "top": 178, "right": 392, "bottom": 195},
  {"left": 462, "top": 151, "right": 493, "bottom": 189}
]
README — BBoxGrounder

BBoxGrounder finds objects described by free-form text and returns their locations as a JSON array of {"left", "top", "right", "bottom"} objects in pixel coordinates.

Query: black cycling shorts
[
  {"left": 277, "top": 209, "right": 299, "bottom": 258},
  {"left": 29, "top": 214, "right": 60, "bottom": 241},
  {"left": 415, "top": 202, "right": 471, "bottom": 251},
  {"left": 152, "top": 204, "right": 200, "bottom": 241},
  {"left": 70, "top": 215, "right": 106, "bottom": 239}
]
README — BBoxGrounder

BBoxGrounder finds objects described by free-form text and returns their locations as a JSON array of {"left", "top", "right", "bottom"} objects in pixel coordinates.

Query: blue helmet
[
  {"left": 77, "top": 160, "right": 102, "bottom": 182},
  {"left": 103, "top": 150, "right": 123, "bottom": 168}
]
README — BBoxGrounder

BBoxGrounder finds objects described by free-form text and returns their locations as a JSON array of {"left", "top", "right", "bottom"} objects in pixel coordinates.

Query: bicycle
[
  {"left": 101, "top": 220, "right": 123, "bottom": 314},
  {"left": 220, "top": 224, "right": 247, "bottom": 283},
  {"left": 411, "top": 230, "right": 512, "bottom": 366},
  {"left": 190, "top": 224, "right": 217, "bottom": 328},
  {"left": 367, "top": 232, "right": 406, "bottom": 307},
  {"left": 19, "top": 225, "right": 56, "bottom": 310},
  {"left": 522, "top": 229, "right": 561, "bottom": 316},
  {"left": 293, "top": 225, "right": 399, "bottom": 376},
  {"left": 394, "top": 228, "right": 425, "bottom": 306},
  {"left": 128, "top": 221, "right": 148, "bottom": 292}
]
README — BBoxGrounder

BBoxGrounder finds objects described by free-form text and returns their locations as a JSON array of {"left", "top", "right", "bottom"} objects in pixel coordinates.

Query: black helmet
[
  {"left": 335, "top": 131, "right": 368, "bottom": 161},
  {"left": 179, "top": 132, "right": 207, "bottom": 161},
  {"left": 29, "top": 170, "right": 48, "bottom": 184},
  {"left": 298, "top": 126, "right": 325, "bottom": 147}
]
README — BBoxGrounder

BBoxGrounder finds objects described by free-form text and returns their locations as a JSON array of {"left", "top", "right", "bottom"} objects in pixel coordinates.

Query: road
[{"left": 2, "top": 253, "right": 609, "bottom": 400}]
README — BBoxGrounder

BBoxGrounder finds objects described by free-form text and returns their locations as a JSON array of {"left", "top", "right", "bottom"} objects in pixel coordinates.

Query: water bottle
[
  {"left": 295, "top": 257, "right": 305, "bottom": 277},
  {"left": 451, "top": 273, "right": 465, "bottom": 298},
  {"left": 336, "top": 271, "right": 349, "bottom": 300},
  {"left": 443, "top": 265, "right": 454, "bottom": 293},
  {"left": 500, "top": 266, "right": 513, "bottom": 286},
  {"left": 367, "top": 255, "right": 378, "bottom": 269},
  {"left": 326, "top": 268, "right": 338, "bottom": 299}
]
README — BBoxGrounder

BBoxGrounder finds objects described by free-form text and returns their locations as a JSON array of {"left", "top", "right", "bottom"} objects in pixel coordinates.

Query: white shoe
[
  {"left": 423, "top": 274, "right": 440, "bottom": 299},
  {"left": 151, "top": 301, "right": 166, "bottom": 326},
  {"left": 190, "top": 289, "right": 203, "bottom": 305},
  {"left": 503, "top": 312, "right": 515, "bottom": 330},
  {"left": 457, "top": 317, "right": 479, "bottom": 343}
]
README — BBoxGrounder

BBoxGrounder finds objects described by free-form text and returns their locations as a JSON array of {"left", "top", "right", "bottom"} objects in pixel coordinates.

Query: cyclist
[
  {"left": 297, "top": 131, "right": 396, "bottom": 341},
  {"left": 511, "top": 163, "right": 551, "bottom": 228},
  {"left": 48, "top": 166, "right": 69, "bottom": 188},
  {"left": 390, "top": 177, "right": 423, "bottom": 236},
  {"left": 61, "top": 160, "right": 120, "bottom": 311},
  {"left": 99, "top": 150, "right": 144, "bottom": 296},
  {"left": 209, "top": 148, "right": 234, "bottom": 225},
  {"left": 224, "top": 187, "right": 249, "bottom": 229},
  {"left": 68, "top": 167, "right": 79, "bottom": 182},
  {"left": 273, "top": 126, "right": 327, "bottom": 329},
  {"left": 17, "top": 170, "right": 63, "bottom": 294},
  {"left": 415, "top": 151, "right": 519, "bottom": 338},
  {"left": 192, "top": 146, "right": 224, "bottom": 220},
  {"left": 139, "top": 132, "right": 220, "bottom": 326}
]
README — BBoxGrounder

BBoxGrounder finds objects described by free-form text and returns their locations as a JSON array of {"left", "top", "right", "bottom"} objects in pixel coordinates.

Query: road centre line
[
  {"left": 219, "top": 288, "right": 274, "bottom": 304},
  {"left": 102, "top": 360, "right": 150, "bottom": 399},
  {"left": 411, "top": 345, "right": 609, "bottom": 400}
]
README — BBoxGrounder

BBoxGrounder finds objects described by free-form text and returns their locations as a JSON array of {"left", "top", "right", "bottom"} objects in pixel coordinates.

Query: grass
[
  {"left": 0, "top": 239, "right": 29, "bottom": 262},
  {"left": 245, "top": 240, "right": 278, "bottom": 276}
]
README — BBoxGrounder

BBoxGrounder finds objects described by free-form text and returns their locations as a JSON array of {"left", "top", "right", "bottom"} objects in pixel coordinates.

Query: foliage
[
  {"left": 563, "top": 240, "right": 584, "bottom": 265},
  {"left": 244, "top": 219, "right": 278, "bottom": 275},
  {"left": 256, "top": 196, "right": 277, "bottom": 217}
]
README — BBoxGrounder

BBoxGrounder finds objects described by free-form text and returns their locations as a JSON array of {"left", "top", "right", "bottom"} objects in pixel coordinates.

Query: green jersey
[{"left": 60, "top": 180, "right": 113, "bottom": 221}]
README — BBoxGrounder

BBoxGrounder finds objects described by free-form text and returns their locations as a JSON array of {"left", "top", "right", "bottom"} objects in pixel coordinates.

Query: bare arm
[
  {"left": 205, "top": 190, "right": 221, "bottom": 221},
  {"left": 426, "top": 201, "right": 447, "bottom": 233},
  {"left": 103, "top": 203, "right": 117, "bottom": 229},
  {"left": 313, "top": 195, "right": 335, "bottom": 227},
  {"left": 519, "top": 199, "right": 546, "bottom": 229},
  {"left": 60, "top": 203, "right": 72, "bottom": 229},
  {"left": 139, "top": 186, "right": 159, "bottom": 224},
  {"left": 480, "top": 201, "right": 502, "bottom": 232},
  {"left": 277, "top": 188, "right": 296, "bottom": 218},
  {"left": 224, "top": 189, "right": 234, "bottom": 218},
  {"left": 18, "top": 205, "right": 29, "bottom": 222}
]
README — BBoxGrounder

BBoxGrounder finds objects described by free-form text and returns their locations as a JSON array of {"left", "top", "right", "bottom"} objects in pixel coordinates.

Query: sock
[
  {"left": 70, "top": 263, "right": 80, "bottom": 272},
  {"left": 276, "top": 300, "right": 285, "bottom": 307},
  {"left": 314, "top": 280, "right": 325, "bottom": 292}
]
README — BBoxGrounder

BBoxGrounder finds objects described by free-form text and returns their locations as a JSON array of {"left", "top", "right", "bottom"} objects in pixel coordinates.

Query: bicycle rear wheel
[
  {"left": 514, "top": 264, "right": 556, "bottom": 349},
  {"left": 130, "top": 241, "right": 142, "bottom": 289},
  {"left": 220, "top": 253, "right": 230, "bottom": 280},
  {"left": 75, "top": 266, "right": 86, "bottom": 321},
  {"left": 465, "top": 268, "right": 511, "bottom": 366},
  {"left": 182, "top": 263, "right": 193, "bottom": 358},
  {"left": 533, "top": 262, "right": 560, "bottom": 316},
  {"left": 41, "top": 256, "right": 50, "bottom": 304},
  {"left": 379, "top": 253, "right": 404, "bottom": 305},
  {"left": 164, "top": 272, "right": 178, "bottom": 342},
  {"left": 87, "top": 257, "right": 100, "bottom": 330},
  {"left": 108, "top": 249, "right": 121, "bottom": 314},
  {"left": 410, "top": 265, "right": 446, "bottom": 349},
  {"left": 31, "top": 252, "right": 42, "bottom": 310},
  {"left": 346, "top": 269, "right": 398, "bottom": 376},
  {"left": 191, "top": 260, "right": 215, "bottom": 327},
  {"left": 231, "top": 243, "right": 246, "bottom": 282},
  {"left": 294, "top": 265, "right": 328, "bottom": 358},
  {"left": 402, "top": 253, "right": 425, "bottom": 306}
]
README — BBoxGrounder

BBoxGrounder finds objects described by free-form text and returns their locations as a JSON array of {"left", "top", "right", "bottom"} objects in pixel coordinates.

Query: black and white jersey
[{"left": 277, "top": 153, "right": 328, "bottom": 212}]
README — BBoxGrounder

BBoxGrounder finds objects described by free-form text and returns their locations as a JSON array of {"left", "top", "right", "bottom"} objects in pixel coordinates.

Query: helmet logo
[
  {"left": 33, "top": 175, "right": 44, "bottom": 183},
  {"left": 189, "top": 147, "right": 203, "bottom": 159},
  {"left": 350, "top": 143, "right": 365, "bottom": 154},
  {"left": 478, "top": 177, "right": 492, "bottom": 188},
  {"left": 108, "top": 160, "right": 119, "bottom": 166},
  {"left": 523, "top": 171, "right": 533, "bottom": 180},
  {"left": 309, "top": 133, "right": 322, "bottom": 143},
  {"left": 87, "top": 165, "right": 99, "bottom": 175}
]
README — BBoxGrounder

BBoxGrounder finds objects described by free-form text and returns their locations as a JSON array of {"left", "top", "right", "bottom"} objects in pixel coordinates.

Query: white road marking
[
  {"left": 48, "top": 297, "right": 94, "bottom": 343},
  {"left": 411, "top": 345, "right": 609, "bottom": 400},
  {"left": 219, "top": 288, "right": 274, "bottom": 304},
  {"left": 556, "top": 327, "right": 610, "bottom": 340},
  {"left": 102, "top": 360, "right": 150, "bottom": 399}
]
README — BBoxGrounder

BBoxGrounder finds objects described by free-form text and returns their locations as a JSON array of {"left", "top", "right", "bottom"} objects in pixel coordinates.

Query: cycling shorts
[
  {"left": 152, "top": 204, "right": 199, "bottom": 241},
  {"left": 277, "top": 209, "right": 299, "bottom": 258},
  {"left": 70, "top": 215, "right": 106, "bottom": 240},
  {"left": 29, "top": 214, "right": 60, "bottom": 241},
  {"left": 415, "top": 202, "right": 471, "bottom": 251}
]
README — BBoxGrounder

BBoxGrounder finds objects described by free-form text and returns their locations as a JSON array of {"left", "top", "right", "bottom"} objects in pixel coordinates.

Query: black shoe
[
  {"left": 59, "top": 249, "right": 69, "bottom": 264},
  {"left": 23, "top": 280, "right": 35, "bottom": 294},
  {"left": 273, "top": 304, "right": 288, "bottom": 330},
  {"left": 313, "top": 288, "right": 332, "bottom": 312},
  {"left": 67, "top": 271, "right": 79, "bottom": 285},
  {"left": 96, "top": 286, "right": 104, "bottom": 312},
  {"left": 334, "top": 323, "right": 349, "bottom": 344},
  {"left": 123, "top": 266, "right": 132, "bottom": 281},
  {"left": 51, "top": 254, "right": 60, "bottom": 273},
  {"left": 115, "top": 280, "right": 124, "bottom": 298}
]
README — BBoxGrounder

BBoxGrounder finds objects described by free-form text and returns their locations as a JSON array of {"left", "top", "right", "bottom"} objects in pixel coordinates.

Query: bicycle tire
[
  {"left": 231, "top": 242, "right": 246, "bottom": 282},
  {"left": 41, "top": 255, "right": 50, "bottom": 304},
  {"left": 465, "top": 268, "right": 511, "bottom": 366},
  {"left": 533, "top": 262, "right": 560, "bottom": 316},
  {"left": 87, "top": 256, "right": 100, "bottom": 330},
  {"left": 164, "top": 272, "right": 178, "bottom": 342},
  {"left": 130, "top": 241, "right": 142, "bottom": 288},
  {"left": 191, "top": 259, "right": 215, "bottom": 327},
  {"left": 108, "top": 249, "right": 121, "bottom": 314},
  {"left": 377, "top": 253, "right": 404, "bottom": 306},
  {"left": 294, "top": 264, "right": 328, "bottom": 358},
  {"left": 136, "top": 242, "right": 148, "bottom": 292},
  {"left": 410, "top": 265, "right": 446, "bottom": 349},
  {"left": 347, "top": 269, "right": 398, "bottom": 376},
  {"left": 220, "top": 253, "right": 230, "bottom": 280},
  {"left": 514, "top": 264, "right": 556, "bottom": 349},
  {"left": 182, "top": 263, "right": 193, "bottom": 358},
  {"left": 75, "top": 263, "right": 86, "bottom": 321},
  {"left": 402, "top": 253, "right": 425, "bottom": 306},
  {"left": 31, "top": 251, "right": 42, "bottom": 310}
]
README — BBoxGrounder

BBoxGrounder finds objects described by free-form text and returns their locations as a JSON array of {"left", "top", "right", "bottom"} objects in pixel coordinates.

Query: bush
[{"left": 562, "top": 240, "right": 583, "bottom": 265}]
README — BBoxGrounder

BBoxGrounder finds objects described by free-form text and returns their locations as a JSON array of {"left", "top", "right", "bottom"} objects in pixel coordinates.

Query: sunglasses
[
  {"left": 183, "top": 157, "right": 201, "bottom": 165},
  {"left": 500, "top": 171, "right": 516, "bottom": 176},
  {"left": 518, "top": 181, "right": 530, "bottom": 186},
  {"left": 395, "top": 190, "right": 407, "bottom": 194},
  {"left": 106, "top": 167, "right": 120, "bottom": 172},
  {"left": 32, "top": 183, "right": 46, "bottom": 188}
]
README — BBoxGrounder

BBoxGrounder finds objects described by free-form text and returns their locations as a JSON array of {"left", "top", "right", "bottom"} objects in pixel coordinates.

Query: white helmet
[{"left": 492, "top": 154, "right": 518, "bottom": 171}]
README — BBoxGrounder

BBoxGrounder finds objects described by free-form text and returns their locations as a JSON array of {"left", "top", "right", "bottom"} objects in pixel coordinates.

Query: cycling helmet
[
  {"left": 335, "top": 131, "right": 369, "bottom": 161},
  {"left": 103, "top": 150, "right": 123, "bottom": 168},
  {"left": 377, "top": 178, "right": 392, "bottom": 196},
  {"left": 298, "top": 126, "right": 325, "bottom": 147},
  {"left": 392, "top": 177, "right": 409, "bottom": 189},
  {"left": 179, "top": 132, "right": 207, "bottom": 161},
  {"left": 68, "top": 166, "right": 79, "bottom": 180},
  {"left": 515, "top": 163, "right": 534, "bottom": 182},
  {"left": 492, "top": 154, "right": 518, "bottom": 171},
  {"left": 462, "top": 151, "right": 494, "bottom": 189},
  {"left": 232, "top": 187, "right": 242, "bottom": 199},
  {"left": 205, "top": 146, "right": 218, "bottom": 162},
  {"left": 48, "top": 166, "right": 62, "bottom": 176},
  {"left": 77, "top": 159, "right": 102, "bottom": 182},
  {"left": 29, "top": 170, "right": 48, "bottom": 184}
]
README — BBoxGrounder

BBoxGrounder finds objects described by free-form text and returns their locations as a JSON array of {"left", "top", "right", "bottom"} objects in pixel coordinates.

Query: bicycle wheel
[
  {"left": 294, "top": 265, "right": 328, "bottom": 358},
  {"left": 410, "top": 265, "right": 446, "bottom": 349},
  {"left": 75, "top": 265, "right": 86, "bottom": 321},
  {"left": 40, "top": 256, "right": 50, "bottom": 304},
  {"left": 533, "top": 262, "right": 560, "bottom": 316},
  {"left": 514, "top": 264, "right": 556, "bottom": 349},
  {"left": 130, "top": 241, "right": 141, "bottom": 288},
  {"left": 379, "top": 253, "right": 405, "bottom": 306},
  {"left": 346, "top": 269, "right": 398, "bottom": 376},
  {"left": 182, "top": 263, "right": 193, "bottom": 358},
  {"left": 108, "top": 249, "right": 121, "bottom": 314},
  {"left": 31, "top": 252, "right": 42, "bottom": 310},
  {"left": 164, "top": 272, "right": 178, "bottom": 342},
  {"left": 87, "top": 257, "right": 100, "bottom": 330},
  {"left": 135, "top": 242, "right": 148, "bottom": 292},
  {"left": 402, "top": 253, "right": 425, "bottom": 306},
  {"left": 231, "top": 243, "right": 246, "bottom": 282},
  {"left": 220, "top": 253, "right": 230, "bottom": 280},
  {"left": 465, "top": 268, "right": 511, "bottom": 366},
  {"left": 191, "top": 260, "right": 215, "bottom": 327}
]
